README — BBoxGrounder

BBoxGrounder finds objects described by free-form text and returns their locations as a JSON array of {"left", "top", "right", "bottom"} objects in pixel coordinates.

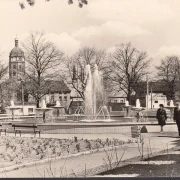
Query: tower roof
[{"left": 9, "top": 38, "right": 24, "bottom": 57}]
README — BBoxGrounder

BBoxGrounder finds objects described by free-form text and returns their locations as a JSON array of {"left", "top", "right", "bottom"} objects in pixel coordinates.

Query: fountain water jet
[
  {"left": 84, "top": 64, "right": 110, "bottom": 120},
  {"left": 36, "top": 100, "right": 53, "bottom": 123},
  {"left": 165, "top": 100, "right": 175, "bottom": 120},
  {"left": 7, "top": 100, "right": 22, "bottom": 121},
  {"left": 52, "top": 100, "right": 66, "bottom": 118}
]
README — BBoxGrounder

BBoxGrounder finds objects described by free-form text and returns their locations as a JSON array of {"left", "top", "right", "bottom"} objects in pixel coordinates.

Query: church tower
[{"left": 9, "top": 38, "right": 25, "bottom": 80}]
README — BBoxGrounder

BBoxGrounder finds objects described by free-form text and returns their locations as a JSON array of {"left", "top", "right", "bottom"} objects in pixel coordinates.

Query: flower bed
[{"left": 0, "top": 136, "right": 129, "bottom": 168}]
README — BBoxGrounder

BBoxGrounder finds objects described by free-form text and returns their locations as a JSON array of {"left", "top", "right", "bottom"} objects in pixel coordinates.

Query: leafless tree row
[
  {"left": 1, "top": 31, "right": 179, "bottom": 110},
  {"left": 156, "top": 56, "right": 180, "bottom": 101}
]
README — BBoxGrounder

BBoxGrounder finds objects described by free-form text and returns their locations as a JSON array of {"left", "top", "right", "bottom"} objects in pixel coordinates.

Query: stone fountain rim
[
  {"left": 52, "top": 106, "right": 65, "bottom": 108},
  {"left": 6, "top": 106, "right": 23, "bottom": 109},
  {"left": 164, "top": 106, "right": 175, "bottom": 108},
  {"left": 35, "top": 107, "right": 53, "bottom": 110},
  {"left": 131, "top": 106, "right": 145, "bottom": 110}
]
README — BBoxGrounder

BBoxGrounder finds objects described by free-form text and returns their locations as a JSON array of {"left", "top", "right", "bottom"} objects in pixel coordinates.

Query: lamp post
[
  {"left": 72, "top": 64, "right": 79, "bottom": 96},
  {"left": 150, "top": 82, "right": 153, "bottom": 109},
  {"left": 18, "top": 77, "right": 24, "bottom": 115},
  {"left": 21, "top": 79, "right": 24, "bottom": 106},
  {"left": 146, "top": 75, "right": 149, "bottom": 111}
]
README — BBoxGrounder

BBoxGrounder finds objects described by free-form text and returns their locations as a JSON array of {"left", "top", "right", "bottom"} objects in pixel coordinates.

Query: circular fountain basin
[
  {"left": 122, "top": 105, "right": 132, "bottom": 108},
  {"left": 131, "top": 107, "right": 145, "bottom": 111},
  {"left": 36, "top": 108, "right": 53, "bottom": 110},
  {"left": 52, "top": 106, "right": 64, "bottom": 109},
  {"left": 164, "top": 106, "right": 175, "bottom": 109},
  {"left": 79, "top": 119, "right": 117, "bottom": 122}
]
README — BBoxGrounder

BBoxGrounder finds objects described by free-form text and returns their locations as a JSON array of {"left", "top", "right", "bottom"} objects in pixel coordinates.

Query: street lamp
[
  {"left": 18, "top": 77, "right": 25, "bottom": 115},
  {"left": 21, "top": 79, "right": 24, "bottom": 106}
]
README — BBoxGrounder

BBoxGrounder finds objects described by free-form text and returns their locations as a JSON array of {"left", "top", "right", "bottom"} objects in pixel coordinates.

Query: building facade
[
  {"left": 146, "top": 93, "right": 167, "bottom": 109},
  {"left": 8, "top": 38, "right": 25, "bottom": 104},
  {"left": 136, "top": 81, "right": 169, "bottom": 108}
]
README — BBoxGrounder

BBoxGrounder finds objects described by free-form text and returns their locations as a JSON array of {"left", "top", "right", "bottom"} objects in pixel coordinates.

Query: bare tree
[
  {"left": 156, "top": 56, "right": 180, "bottom": 100},
  {"left": 19, "top": 0, "right": 88, "bottom": 9},
  {"left": 0, "top": 53, "right": 10, "bottom": 111},
  {"left": 107, "top": 42, "right": 151, "bottom": 102},
  {"left": 22, "top": 32, "right": 64, "bottom": 107},
  {"left": 66, "top": 47, "right": 107, "bottom": 99}
]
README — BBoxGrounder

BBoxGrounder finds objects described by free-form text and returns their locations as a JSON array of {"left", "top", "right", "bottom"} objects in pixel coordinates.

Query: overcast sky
[{"left": 0, "top": 0, "right": 180, "bottom": 68}]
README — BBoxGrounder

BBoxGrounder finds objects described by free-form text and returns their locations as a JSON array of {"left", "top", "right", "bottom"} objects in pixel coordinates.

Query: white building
[{"left": 146, "top": 93, "right": 167, "bottom": 109}]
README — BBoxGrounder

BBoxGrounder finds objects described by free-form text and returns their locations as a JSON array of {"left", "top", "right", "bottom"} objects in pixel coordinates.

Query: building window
[
  {"left": 13, "top": 65, "right": 16, "bottom": 69},
  {"left": 51, "top": 94, "right": 55, "bottom": 103},
  {"left": 19, "top": 65, "right": 22, "bottom": 69},
  {"left": 59, "top": 96, "right": 62, "bottom": 101},
  {"left": 155, "top": 101, "right": 158, "bottom": 103},
  {"left": 64, "top": 96, "right": 67, "bottom": 101},
  {"left": 13, "top": 72, "right": 16, "bottom": 76},
  {"left": 28, "top": 108, "right": 33, "bottom": 113},
  {"left": 120, "top": 100, "right": 124, "bottom": 103},
  {"left": 114, "top": 100, "right": 118, "bottom": 103}
]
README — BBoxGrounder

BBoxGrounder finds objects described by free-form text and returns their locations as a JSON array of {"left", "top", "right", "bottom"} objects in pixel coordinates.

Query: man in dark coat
[{"left": 173, "top": 102, "right": 180, "bottom": 138}]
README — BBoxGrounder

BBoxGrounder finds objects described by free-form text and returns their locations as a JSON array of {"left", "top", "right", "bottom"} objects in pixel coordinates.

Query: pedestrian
[
  {"left": 173, "top": 102, "right": 180, "bottom": 138},
  {"left": 43, "top": 111, "right": 46, "bottom": 123},
  {"left": 136, "top": 111, "right": 140, "bottom": 122},
  {"left": 156, "top": 104, "right": 167, "bottom": 133}
]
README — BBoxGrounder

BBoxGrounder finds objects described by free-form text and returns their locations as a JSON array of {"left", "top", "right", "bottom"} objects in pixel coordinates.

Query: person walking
[
  {"left": 156, "top": 104, "right": 167, "bottom": 133},
  {"left": 173, "top": 102, "right": 180, "bottom": 138}
]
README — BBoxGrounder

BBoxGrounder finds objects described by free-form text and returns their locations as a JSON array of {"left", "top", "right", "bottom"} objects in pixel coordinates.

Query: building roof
[
  {"left": 9, "top": 38, "right": 24, "bottom": 58},
  {"left": 10, "top": 47, "right": 24, "bottom": 57},
  {"left": 45, "top": 80, "right": 71, "bottom": 93}
]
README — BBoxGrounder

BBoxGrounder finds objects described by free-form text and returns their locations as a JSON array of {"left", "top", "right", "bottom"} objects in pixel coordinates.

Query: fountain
[
  {"left": 165, "top": 100, "right": 175, "bottom": 120},
  {"left": 36, "top": 100, "right": 53, "bottom": 123},
  {"left": 10, "top": 100, "right": 14, "bottom": 107},
  {"left": 52, "top": 101, "right": 66, "bottom": 119},
  {"left": 170, "top": 100, "right": 174, "bottom": 107},
  {"left": 77, "top": 64, "right": 110, "bottom": 121},
  {"left": 136, "top": 99, "right": 140, "bottom": 108},
  {"left": 131, "top": 99, "right": 146, "bottom": 122},
  {"left": 131, "top": 99, "right": 145, "bottom": 111},
  {"left": 6, "top": 100, "right": 22, "bottom": 121},
  {"left": 73, "top": 105, "right": 85, "bottom": 121},
  {"left": 122, "top": 100, "right": 132, "bottom": 117}
]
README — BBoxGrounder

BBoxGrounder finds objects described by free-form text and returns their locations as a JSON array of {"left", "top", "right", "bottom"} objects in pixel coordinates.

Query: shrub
[
  {"left": 87, "top": 142, "right": 92, "bottom": 150},
  {"left": 76, "top": 143, "right": 80, "bottom": 152},
  {"left": 74, "top": 136, "right": 78, "bottom": 142}
]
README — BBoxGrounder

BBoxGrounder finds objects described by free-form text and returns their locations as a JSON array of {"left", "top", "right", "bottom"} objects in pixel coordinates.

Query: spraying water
[
  {"left": 84, "top": 64, "right": 110, "bottom": 120},
  {"left": 136, "top": 99, "right": 141, "bottom": 108},
  {"left": 84, "top": 64, "right": 93, "bottom": 117}
]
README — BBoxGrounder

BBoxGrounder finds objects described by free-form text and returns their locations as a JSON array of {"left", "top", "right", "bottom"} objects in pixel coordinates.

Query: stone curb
[{"left": 37, "top": 122, "right": 176, "bottom": 126}]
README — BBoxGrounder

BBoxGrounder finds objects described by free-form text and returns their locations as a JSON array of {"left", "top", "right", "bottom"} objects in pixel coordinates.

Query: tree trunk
[
  {"left": 127, "top": 91, "right": 131, "bottom": 102},
  {"left": 36, "top": 71, "right": 41, "bottom": 108},
  {"left": 36, "top": 98, "right": 40, "bottom": 108}
]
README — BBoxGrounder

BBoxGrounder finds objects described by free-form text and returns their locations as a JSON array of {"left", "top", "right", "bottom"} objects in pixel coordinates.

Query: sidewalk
[{"left": 0, "top": 127, "right": 179, "bottom": 178}]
